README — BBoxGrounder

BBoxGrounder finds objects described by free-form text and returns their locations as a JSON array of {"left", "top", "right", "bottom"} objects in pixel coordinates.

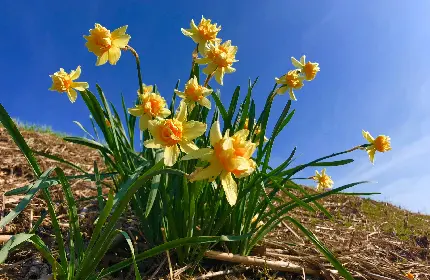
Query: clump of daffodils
[
  {"left": 183, "top": 122, "right": 257, "bottom": 206},
  {"left": 275, "top": 55, "right": 320, "bottom": 101},
  {"left": 84, "top": 24, "right": 131, "bottom": 66},
  {"left": 49, "top": 66, "right": 89, "bottom": 103},
  {"left": 362, "top": 130, "right": 392, "bottom": 163},
  {"left": 312, "top": 169, "right": 334, "bottom": 192}
]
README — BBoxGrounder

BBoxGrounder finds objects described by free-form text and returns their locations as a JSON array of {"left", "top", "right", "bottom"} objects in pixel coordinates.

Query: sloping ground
[{"left": 0, "top": 127, "right": 429, "bottom": 279}]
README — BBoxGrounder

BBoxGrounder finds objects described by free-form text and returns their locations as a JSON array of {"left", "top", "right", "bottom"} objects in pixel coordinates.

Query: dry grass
[{"left": 0, "top": 126, "right": 429, "bottom": 279}]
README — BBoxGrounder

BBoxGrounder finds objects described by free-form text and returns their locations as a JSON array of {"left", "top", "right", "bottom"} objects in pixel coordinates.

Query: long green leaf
[
  {"left": 63, "top": 137, "right": 112, "bottom": 155},
  {"left": 118, "top": 230, "right": 142, "bottom": 280},
  {"left": 0, "top": 168, "right": 54, "bottom": 228},
  {"left": 0, "top": 233, "right": 34, "bottom": 263},
  {"left": 211, "top": 90, "right": 228, "bottom": 121},
  {"left": 34, "top": 150, "right": 88, "bottom": 174},
  {"left": 0, "top": 104, "right": 42, "bottom": 176}
]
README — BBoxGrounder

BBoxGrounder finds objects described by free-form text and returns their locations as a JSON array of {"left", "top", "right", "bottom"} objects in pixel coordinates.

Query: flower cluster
[
  {"left": 275, "top": 55, "right": 320, "bottom": 101},
  {"left": 47, "top": 18, "right": 392, "bottom": 205}
]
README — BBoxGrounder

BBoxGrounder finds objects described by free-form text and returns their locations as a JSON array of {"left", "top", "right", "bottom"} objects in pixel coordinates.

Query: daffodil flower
[
  {"left": 144, "top": 102, "right": 207, "bottom": 166},
  {"left": 49, "top": 66, "right": 89, "bottom": 103},
  {"left": 84, "top": 23, "right": 131, "bottom": 66},
  {"left": 174, "top": 76, "right": 212, "bottom": 110},
  {"left": 275, "top": 70, "right": 304, "bottom": 101},
  {"left": 128, "top": 92, "right": 171, "bottom": 130},
  {"left": 291, "top": 55, "right": 320, "bottom": 81},
  {"left": 312, "top": 169, "right": 334, "bottom": 192},
  {"left": 243, "top": 118, "right": 269, "bottom": 143},
  {"left": 182, "top": 121, "right": 257, "bottom": 206},
  {"left": 181, "top": 16, "right": 222, "bottom": 55},
  {"left": 362, "top": 130, "right": 392, "bottom": 164},
  {"left": 196, "top": 40, "right": 238, "bottom": 86},
  {"left": 137, "top": 84, "right": 154, "bottom": 95}
]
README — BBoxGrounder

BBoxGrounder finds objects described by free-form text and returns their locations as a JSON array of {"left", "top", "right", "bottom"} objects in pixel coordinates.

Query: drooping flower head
[
  {"left": 312, "top": 169, "right": 334, "bottom": 192},
  {"left": 128, "top": 90, "right": 171, "bottom": 130},
  {"left": 291, "top": 55, "right": 320, "bottom": 81},
  {"left": 196, "top": 40, "right": 238, "bottom": 86},
  {"left": 362, "top": 130, "right": 392, "bottom": 164},
  {"left": 144, "top": 102, "right": 207, "bottom": 166},
  {"left": 183, "top": 121, "right": 257, "bottom": 206},
  {"left": 49, "top": 66, "right": 89, "bottom": 103},
  {"left": 84, "top": 24, "right": 131, "bottom": 66},
  {"left": 181, "top": 16, "right": 222, "bottom": 55},
  {"left": 275, "top": 70, "right": 304, "bottom": 101},
  {"left": 174, "top": 76, "right": 212, "bottom": 110}
]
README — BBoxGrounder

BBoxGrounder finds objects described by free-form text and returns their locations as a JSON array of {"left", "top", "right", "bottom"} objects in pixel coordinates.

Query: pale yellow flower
[
  {"left": 144, "top": 102, "right": 207, "bottom": 166},
  {"left": 174, "top": 76, "right": 212, "bottom": 110},
  {"left": 243, "top": 118, "right": 269, "bottom": 143},
  {"left": 182, "top": 121, "right": 257, "bottom": 206},
  {"left": 312, "top": 169, "right": 334, "bottom": 192},
  {"left": 275, "top": 70, "right": 304, "bottom": 101},
  {"left": 181, "top": 16, "right": 222, "bottom": 54},
  {"left": 251, "top": 214, "right": 264, "bottom": 228},
  {"left": 362, "top": 130, "right": 392, "bottom": 164},
  {"left": 128, "top": 92, "right": 171, "bottom": 130},
  {"left": 84, "top": 23, "right": 131, "bottom": 66},
  {"left": 196, "top": 40, "right": 238, "bottom": 86},
  {"left": 137, "top": 84, "right": 154, "bottom": 95},
  {"left": 49, "top": 66, "right": 89, "bottom": 103},
  {"left": 291, "top": 55, "right": 320, "bottom": 81}
]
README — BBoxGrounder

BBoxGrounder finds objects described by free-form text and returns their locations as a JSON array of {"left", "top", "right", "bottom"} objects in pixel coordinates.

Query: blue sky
[{"left": 1, "top": 1, "right": 429, "bottom": 213}]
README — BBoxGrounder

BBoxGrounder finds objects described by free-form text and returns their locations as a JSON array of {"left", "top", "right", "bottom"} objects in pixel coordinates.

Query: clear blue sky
[{"left": 1, "top": 1, "right": 429, "bottom": 213}]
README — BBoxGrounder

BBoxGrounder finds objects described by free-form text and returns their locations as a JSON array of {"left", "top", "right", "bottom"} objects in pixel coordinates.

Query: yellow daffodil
[
  {"left": 174, "top": 76, "right": 212, "bottom": 110},
  {"left": 144, "top": 102, "right": 207, "bottom": 166},
  {"left": 291, "top": 55, "right": 320, "bottom": 81},
  {"left": 128, "top": 92, "right": 171, "bottom": 130},
  {"left": 182, "top": 121, "right": 257, "bottom": 206},
  {"left": 49, "top": 66, "right": 89, "bottom": 103},
  {"left": 137, "top": 84, "right": 154, "bottom": 95},
  {"left": 196, "top": 40, "right": 238, "bottom": 86},
  {"left": 84, "top": 23, "right": 131, "bottom": 66},
  {"left": 362, "top": 130, "right": 392, "bottom": 164},
  {"left": 251, "top": 214, "right": 264, "bottom": 228},
  {"left": 275, "top": 70, "right": 304, "bottom": 101},
  {"left": 181, "top": 16, "right": 222, "bottom": 55},
  {"left": 243, "top": 118, "right": 269, "bottom": 143},
  {"left": 312, "top": 169, "right": 333, "bottom": 192},
  {"left": 405, "top": 272, "right": 414, "bottom": 279}
]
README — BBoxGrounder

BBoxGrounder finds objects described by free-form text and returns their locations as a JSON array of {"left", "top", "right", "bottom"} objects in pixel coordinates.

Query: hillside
[{"left": 0, "top": 126, "right": 429, "bottom": 279}]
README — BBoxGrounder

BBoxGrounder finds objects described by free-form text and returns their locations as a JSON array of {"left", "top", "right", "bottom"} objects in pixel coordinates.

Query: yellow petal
[
  {"left": 300, "top": 55, "right": 306, "bottom": 64},
  {"left": 362, "top": 130, "right": 374, "bottom": 143},
  {"left": 233, "top": 129, "right": 249, "bottom": 139},
  {"left": 71, "top": 82, "right": 89, "bottom": 91},
  {"left": 96, "top": 51, "right": 109, "bottom": 66},
  {"left": 181, "top": 28, "right": 193, "bottom": 37},
  {"left": 291, "top": 56, "right": 303, "bottom": 68},
  {"left": 288, "top": 89, "right": 297, "bottom": 101},
  {"left": 367, "top": 148, "right": 376, "bottom": 164},
  {"left": 160, "top": 108, "right": 171, "bottom": 118},
  {"left": 108, "top": 47, "right": 121, "bottom": 65},
  {"left": 144, "top": 139, "right": 162, "bottom": 149},
  {"left": 220, "top": 171, "right": 237, "bottom": 206},
  {"left": 128, "top": 107, "right": 144, "bottom": 117},
  {"left": 198, "top": 97, "right": 211, "bottom": 109},
  {"left": 225, "top": 66, "right": 236, "bottom": 73},
  {"left": 174, "top": 89, "right": 185, "bottom": 98},
  {"left": 179, "top": 141, "right": 198, "bottom": 154},
  {"left": 198, "top": 42, "right": 208, "bottom": 56},
  {"left": 214, "top": 67, "right": 225, "bottom": 85},
  {"left": 112, "top": 35, "right": 131, "bottom": 48},
  {"left": 111, "top": 25, "right": 128, "bottom": 37},
  {"left": 66, "top": 88, "right": 78, "bottom": 103},
  {"left": 210, "top": 121, "right": 222, "bottom": 146},
  {"left": 276, "top": 86, "right": 288, "bottom": 95},
  {"left": 183, "top": 121, "right": 207, "bottom": 140},
  {"left": 70, "top": 66, "right": 81, "bottom": 80},
  {"left": 175, "top": 101, "right": 187, "bottom": 122},
  {"left": 190, "top": 161, "right": 223, "bottom": 181},
  {"left": 196, "top": 57, "right": 211, "bottom": 65},
  {"left": 182, "top": 148, "right": 214, "bottom": 161},
  {"left": 139, "top": 114, "right": 150, "bottom": 130},
  {"left": 164, "top": 145, "right": 180, "bottom": 166}
]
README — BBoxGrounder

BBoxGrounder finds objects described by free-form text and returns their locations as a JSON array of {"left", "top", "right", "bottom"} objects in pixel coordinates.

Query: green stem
[{"left": 126, "top": 45, "right": 144, "bottom": 95}]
